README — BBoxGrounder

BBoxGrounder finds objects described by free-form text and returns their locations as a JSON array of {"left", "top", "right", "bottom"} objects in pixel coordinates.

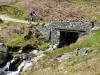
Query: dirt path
[{"left": 0, "top": 15, "right": 38, "bottom": 24}]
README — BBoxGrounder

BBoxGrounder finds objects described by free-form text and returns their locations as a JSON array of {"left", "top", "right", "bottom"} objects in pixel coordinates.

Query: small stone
[
  {"left": 53, "top": 44, "right": 58, "bottom": 50},
  {"left": 18, "top": 50, "right": 22, "bottom": 53},
  {"left": 92, "top": 50, "right": 97, "bottom": 53},
  {"left": 31, "top": 49, "right": 40, "bottom": 54},
  {"left": 75, "top": 48, "right": 89, "bottom": 56},
  {"left": 57, "top": 52, "right": 75, "bottom": 61}
]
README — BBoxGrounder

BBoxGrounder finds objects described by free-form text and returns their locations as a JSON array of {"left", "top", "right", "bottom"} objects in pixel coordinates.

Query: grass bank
[{"left": 21, "top": 30, "right": 100, "bottom": 75}]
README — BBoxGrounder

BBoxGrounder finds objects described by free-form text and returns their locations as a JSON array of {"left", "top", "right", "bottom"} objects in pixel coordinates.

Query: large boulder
[{"left": 0, "top": 43, "right": 8, "bottom": 65}]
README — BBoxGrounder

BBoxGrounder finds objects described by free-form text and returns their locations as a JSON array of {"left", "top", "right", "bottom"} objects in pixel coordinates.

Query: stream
[
  {"left": 0, "top": 60, "right": 27, "bottom": 75},
  {"left": 0, "top": 53, "right": 45, "bottom": 75}
]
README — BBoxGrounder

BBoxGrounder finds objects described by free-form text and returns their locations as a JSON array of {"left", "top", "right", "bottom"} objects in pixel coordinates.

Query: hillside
[
  {"left": 0, "top": 0, "right": 100, "bottom": 75},
  {"left": 0, "top": 0, "right": 100, "bottom": 21},
  {"left": 19, "top": 0, "right": 100, "bottom": 21},
  {"left": 21, "top": 28, "right": 100, "bottom": 75}
]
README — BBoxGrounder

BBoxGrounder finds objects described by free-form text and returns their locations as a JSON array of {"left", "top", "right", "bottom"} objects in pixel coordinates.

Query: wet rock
[
  {"left": 0, "top": 43, "right": 8, "bottom": 53},
  {"left": 0, "top": 70, "right": 5, "bottom": 75},
  {"left": 9, "top": 57, "right": 22, "bottom": 71},
  {"left": 0, "top": 43, "right": 8, "bottom": 65}
]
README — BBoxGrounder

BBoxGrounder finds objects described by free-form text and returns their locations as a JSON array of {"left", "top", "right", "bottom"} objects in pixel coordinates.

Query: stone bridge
[{"left": 36, "top": 20, "right": 96, "bottom": 47}]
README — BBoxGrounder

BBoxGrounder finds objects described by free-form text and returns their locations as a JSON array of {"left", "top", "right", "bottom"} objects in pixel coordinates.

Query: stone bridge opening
[
  {"left": 58, "top": 31, "right": 79, "bottom": 48},
  {"left": 36, "top": 20, "right": 94, "bottom": 48}
]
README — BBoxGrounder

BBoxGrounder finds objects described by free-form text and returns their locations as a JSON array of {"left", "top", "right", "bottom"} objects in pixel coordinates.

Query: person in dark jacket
[{"left": 28, "top": 10, "right": 37, "bottom": 23}]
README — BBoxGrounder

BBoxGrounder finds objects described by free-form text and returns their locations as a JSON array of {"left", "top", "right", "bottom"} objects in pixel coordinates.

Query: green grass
[
  {"left": 5, "top": 26, "right": 49, "bottom": 50},
  {"left": 0, "top": 3, "right": 28, "bottom": 20},
  {"left": 6, "top": 33, "right": 37, "bottom": 47},
  {"left": 39, "top": 43, "right": 49, "bottom": 50},
  {"left": 50, "top": 30, "right": 100, "bottom": 55}
]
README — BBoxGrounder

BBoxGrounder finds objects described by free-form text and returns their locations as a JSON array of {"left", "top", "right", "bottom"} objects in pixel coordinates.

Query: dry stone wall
[{"left": 36, "top": 20, "right": 96, "bottom": 43}]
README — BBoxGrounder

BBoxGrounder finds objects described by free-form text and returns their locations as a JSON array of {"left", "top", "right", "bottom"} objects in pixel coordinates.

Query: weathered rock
[
  {"left": 75, "top": 48, "right": 89, "bottom": 56},
  {"left": 0, "top": 43, "right": 8, "bottom": 65},
  {"left": 23, "top": 61, "right": 35, "bottom": 72},
  {"left": 57, "top": 52, "right": 75, "bottom": 61},
  {"left": 0, "top": 43, "right": 8, "bottom": 53}
]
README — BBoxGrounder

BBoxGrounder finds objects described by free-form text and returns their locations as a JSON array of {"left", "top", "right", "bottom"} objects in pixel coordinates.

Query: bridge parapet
[
  {"left": 50, "top": 20, "right": 92, "bottom": 32},
  {"left": 36, "top": 20, "right": 95, "bottom": 43}
]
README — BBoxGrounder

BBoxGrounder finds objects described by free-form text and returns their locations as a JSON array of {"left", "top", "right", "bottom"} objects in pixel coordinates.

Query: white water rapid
[{"left": 0, "top": 60, "right": 26, "bottom": 75}]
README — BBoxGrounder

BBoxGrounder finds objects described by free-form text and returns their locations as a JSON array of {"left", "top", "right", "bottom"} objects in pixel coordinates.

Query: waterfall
[
  {"left": 3, "top": 62, "right": 10, "bottom": 71},
  {"left": 17, "top": 60, "right": 26, "bottom": 72},
  {"left": 0, "top": 53, "right": 45, "bottom": 75},
  {"left": 0, "top": 60, "right": 27, "bottom": 75},
  {"left": 0, "top": 62, "right": 10, "bottom": 72},
  {"left": 0, "top": 62, "right": 10, "bottom": 75}
]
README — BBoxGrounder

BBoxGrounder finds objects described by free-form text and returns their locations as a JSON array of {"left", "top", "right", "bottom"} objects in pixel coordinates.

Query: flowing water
[
  {"left": 0, "top": 53, "right": 45, "bottom": 75},
  {"left": 0, "top": 60, "right": 26, "bottom": 75},
  {"left": 6, "top": 60, "right": 26, "bottom": 75}
]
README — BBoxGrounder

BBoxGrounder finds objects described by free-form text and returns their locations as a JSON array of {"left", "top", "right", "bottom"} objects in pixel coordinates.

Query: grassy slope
[
  {"left": 0, "top": 2, "right": 28, "bottom": 20},
  {"left": 21, "top": 29, "right": 100, "bottom": 75},
  {"left": 0, "top": 21, "right": 49, "bottom": 52},
  {"left": 19, "top": 0, "right": 100, "bottom": 20},
  {"left": 73, "top": 0, "right": 100, "bottom": 20},
  {"left": 0, "top": 0, "right": 100, "bottom": 74}
]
